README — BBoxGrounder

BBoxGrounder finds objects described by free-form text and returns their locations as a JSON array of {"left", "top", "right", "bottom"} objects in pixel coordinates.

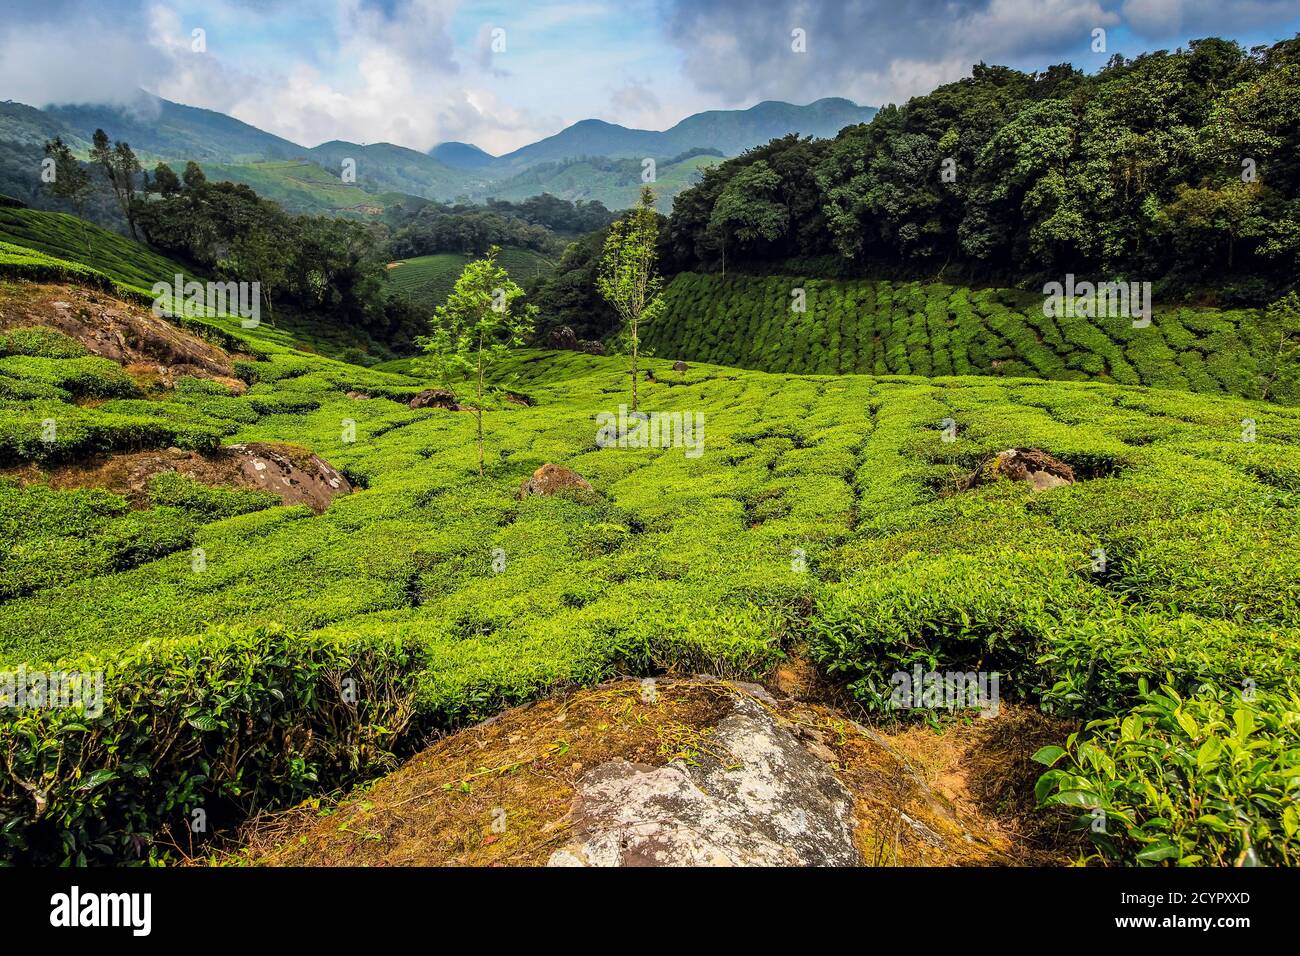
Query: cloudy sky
[{"left": 2, "top": 0, "right": 1299, "bottom": 155}]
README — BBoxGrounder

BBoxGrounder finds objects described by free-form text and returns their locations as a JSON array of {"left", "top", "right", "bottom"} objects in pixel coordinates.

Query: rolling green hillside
[
  {"left": 0, "top": 95, "right": 870, "bottom": 211},
  {"left": 0, "top": 210, "right": 405, "bottom": 363},
  {"left": 483, "top": 152, "right": 720, "bottom": 211},
  {"left": 204, "top": 160, "right": 428, "bottom": 219},
  {"left": 1, "top": 281, "right": 1298, "bottom": 867},
  {"left": 306, "top": 141, "right": 473, "bottom": 201},
  {"left": 0, "top": 205, "right": 194, "bottom": 294},
  {"left": 384, "top": 247, "right": 556, "bottom": 310},
  {"left": 645, "top": 273, "right": 1298, "bottom": 404},
  {"left": 490, "top": 98, "right": 877, "bottom": 168}
]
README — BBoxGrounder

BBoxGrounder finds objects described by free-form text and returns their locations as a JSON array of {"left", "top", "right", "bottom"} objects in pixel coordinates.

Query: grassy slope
[
  {"left": 0, "top": 205, "right": 195, "bottom": 294},
  {"left": 383, "top": 247, "right": 556, "bottom": 310},
  {"left": 481, "top": 154, "right": 719, "bottom": 211},
  {"left": 0, "top": 208, "right": 407, "bottom": 363},
  {"left": 648, "top": 273, "right": 1295, "bottom": 404},
  {"left": 204, "top": 160, "right": 422, "bottom": 218}
]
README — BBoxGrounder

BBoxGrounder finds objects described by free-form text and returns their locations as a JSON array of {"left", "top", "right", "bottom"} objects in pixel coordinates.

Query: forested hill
[{"left": 663, "top": 37, "right": 1300, "bottom": 306}]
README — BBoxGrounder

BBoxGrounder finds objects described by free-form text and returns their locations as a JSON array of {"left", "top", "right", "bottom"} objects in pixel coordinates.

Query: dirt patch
[
  {"left": 879, "top": 706, "right": 1084, "bottom": 864},
  {"left": 0, "top": 282, "right": 251, "bottom": 391},
  {"left": 206, "top": 678, "right": 1069, "bottom": 867},
  {"left": 5, "top": 442, "right": 353, "bottom": 512}
]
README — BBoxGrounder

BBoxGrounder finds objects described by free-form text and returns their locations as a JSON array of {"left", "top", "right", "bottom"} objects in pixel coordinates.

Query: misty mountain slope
[
  {"left": 42, "top": 92, "right": 305, "bottom": 163},
  {"left": 430, "top": 141, "right": 496, "bottom": 169}
]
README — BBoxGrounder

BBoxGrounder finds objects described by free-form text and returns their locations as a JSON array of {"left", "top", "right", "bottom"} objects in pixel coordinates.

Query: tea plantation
[
  {"left": 1, "top": 272, "right": 1298, "bottom": 867},
  {"left": 647, "top": 273, "right": 1298, "bottom": 404},
  {"left": 384, "top": 247, "right": 555, "bottom": 311}
]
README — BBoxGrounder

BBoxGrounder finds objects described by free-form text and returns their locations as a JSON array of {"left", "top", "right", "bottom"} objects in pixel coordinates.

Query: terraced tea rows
[{"left": 647, "top": 273, "right": 1296, "bottom": 404}]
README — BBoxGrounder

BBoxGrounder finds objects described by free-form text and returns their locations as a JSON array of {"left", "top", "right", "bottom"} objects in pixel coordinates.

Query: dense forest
[
  {"left": 387, "top": 194, "right": 617, "bottom": 259},
  {"left": 660, "top": 37, "right": 1300, "bottom": 303}
]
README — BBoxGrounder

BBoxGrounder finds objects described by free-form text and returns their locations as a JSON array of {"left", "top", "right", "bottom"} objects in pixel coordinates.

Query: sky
[{"left": 1, "top": 0, "right": 1299, "bottom": 155}]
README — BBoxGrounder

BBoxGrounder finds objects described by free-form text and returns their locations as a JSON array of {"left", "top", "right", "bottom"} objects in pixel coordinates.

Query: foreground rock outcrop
[
  {"left": 227, "top": 678, "right": 1070, "bottom": 868},
  {"left": 548, "top": 688, "right": 860, "bottom": 866}
]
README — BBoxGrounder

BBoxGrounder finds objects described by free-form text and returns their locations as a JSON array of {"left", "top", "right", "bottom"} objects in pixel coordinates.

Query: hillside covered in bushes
[
  {"left": 646, "top": 273, "right": 1300, "bottom": 403},
  {"left": 1, "top": 258, "right": 1299, "bottom": 866}
]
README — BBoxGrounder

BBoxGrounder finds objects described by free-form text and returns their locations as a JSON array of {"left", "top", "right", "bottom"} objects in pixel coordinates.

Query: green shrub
[
  {"left": 147, "top": 472, "right": 280, "bottom": 520},
  {"left": 1035, "top": 682, "right": 1300, "bottom": 866},
  {"left": 0, "top": 623, "right": 428, "bottom": 865},
  {"left": 0, "top": 326, "right": 90, "bottom": 359}
]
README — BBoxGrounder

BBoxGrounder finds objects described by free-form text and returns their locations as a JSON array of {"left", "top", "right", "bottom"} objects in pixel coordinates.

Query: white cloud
[{"left": 0, "top": 6, "right": 166, "bottom": 106}]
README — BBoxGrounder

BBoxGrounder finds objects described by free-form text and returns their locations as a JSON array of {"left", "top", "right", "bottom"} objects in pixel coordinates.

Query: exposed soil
[
  {"left": 4, "top": 442, "right": 353, "bottom": 512},
  {"left": 0, "top": 282, "right": 252, "bottom": 391},
  {"left": 208, "top": 677, "right": 1078, "bottom": 868}
]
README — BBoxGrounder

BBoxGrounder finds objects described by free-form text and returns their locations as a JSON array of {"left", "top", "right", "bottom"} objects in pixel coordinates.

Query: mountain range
[{"left": 0, "top": 92, "right": 877, "bottom": 214}]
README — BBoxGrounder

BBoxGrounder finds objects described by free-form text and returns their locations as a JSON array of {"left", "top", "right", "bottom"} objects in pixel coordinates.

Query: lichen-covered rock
[
  {"left": 966, "top": 448, "right": 1075, "bottom": 492},
  {"left": 548, "top": 694, "right": 860, "bottom": 867}
]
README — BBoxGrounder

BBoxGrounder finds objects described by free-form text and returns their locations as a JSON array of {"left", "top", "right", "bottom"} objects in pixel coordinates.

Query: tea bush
[{"left": 1035, "top": 682, "right": 1300, "bottom": 866}]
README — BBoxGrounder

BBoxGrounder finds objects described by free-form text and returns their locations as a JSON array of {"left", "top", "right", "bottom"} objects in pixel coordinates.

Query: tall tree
[
  {"left": 421, "top": 246, "right": 536, "bottom": 476},
  {"left": 706, "top": 159, "right": 788, "bottom": 273},
  {"left": 596, "top": 186, "right": 664, "bottom": 413},
  {"left": 151, "top": 162, "right": 182, "bottom": 197},
  {"left": 42, "top": 137, "right": 91, "bottom": 251},
  {"left": 220, "top": 223, "right": 290, "bottom": 327},
  {"left": 90, "top": 129, "right": 142, "bottom": 240}
]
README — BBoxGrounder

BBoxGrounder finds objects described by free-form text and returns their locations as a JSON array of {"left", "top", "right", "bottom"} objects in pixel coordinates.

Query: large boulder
[
  {"left": 548, "top": 692, "right": 861, "bottom": 867},
  {"left": 225, "top": 443, "right": 353, "bottom": 511},
  {"left": 965, "top": 448, "right": 1075, "bottom": 492},
  {"left": 518, "top": 463, "right": 593, "bottom": 499}
]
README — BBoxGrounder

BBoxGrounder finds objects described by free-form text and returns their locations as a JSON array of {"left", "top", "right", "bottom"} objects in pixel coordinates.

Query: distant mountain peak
[
  {"left": 493, "top": 98, "right": 877, "bottom": 168},
  {"left": 428, "top": 140, "right": 497, "bottom": 169}
]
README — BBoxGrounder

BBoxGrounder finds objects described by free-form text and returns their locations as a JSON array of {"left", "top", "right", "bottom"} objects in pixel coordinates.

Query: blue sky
[{"left": 2, "top": 0, "right": 1299, "bottom": 154}]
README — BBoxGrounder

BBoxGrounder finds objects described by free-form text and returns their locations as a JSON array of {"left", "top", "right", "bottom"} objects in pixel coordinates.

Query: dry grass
[{"left": 200, "top": 676, "right": 1081, "bottom": 868}]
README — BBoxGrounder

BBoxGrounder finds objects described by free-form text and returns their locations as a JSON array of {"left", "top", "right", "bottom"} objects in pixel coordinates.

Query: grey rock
[{"left": 548, "top": 694, "right": 860, "bottom": 867}]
